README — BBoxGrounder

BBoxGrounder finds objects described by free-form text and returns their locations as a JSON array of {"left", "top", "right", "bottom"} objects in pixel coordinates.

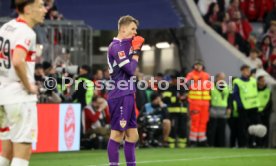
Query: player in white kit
[{"left": 0, "top": 0, "right": 46, "bottom": 166}]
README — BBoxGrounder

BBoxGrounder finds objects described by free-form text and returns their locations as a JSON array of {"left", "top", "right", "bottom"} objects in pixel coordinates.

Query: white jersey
[{"left": 0, "top": 18, "right": 37, "bottom": 105}]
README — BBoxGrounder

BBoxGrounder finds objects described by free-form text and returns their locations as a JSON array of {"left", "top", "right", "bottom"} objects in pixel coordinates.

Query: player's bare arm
[{"left": 12, "top": 47, "right": 37, "bottom": 94}]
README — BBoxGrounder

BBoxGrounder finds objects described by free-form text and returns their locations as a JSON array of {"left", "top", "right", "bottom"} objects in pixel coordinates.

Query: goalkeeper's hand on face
[{"left": 132, "top": 36, "right": 145, "bottom": 56}]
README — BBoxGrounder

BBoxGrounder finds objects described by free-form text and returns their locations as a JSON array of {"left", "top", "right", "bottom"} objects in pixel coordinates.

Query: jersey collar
[{"left": 16, "top": 17, "right": 28, "bottom": 25}]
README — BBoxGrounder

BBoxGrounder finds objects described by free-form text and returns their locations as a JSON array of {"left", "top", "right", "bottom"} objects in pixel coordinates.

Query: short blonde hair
[{"left": 118, "top": 15, "right": 139, "bottom": 30}]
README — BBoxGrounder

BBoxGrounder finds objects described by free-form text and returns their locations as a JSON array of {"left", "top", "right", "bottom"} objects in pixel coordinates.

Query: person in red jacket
[
  {"left": 234, "top": 11, "right": 253, "bottom": 40},
  {"left": 241, "top": 0, "right": 275, "bottom": 22},
  {"left": 258, "top": 0, "right": 275, "bottom": 21},
  {"left": 82, "top": 96, "right": 110, "bottom": 137},
  {"left": 243, "top": 0, "right": 258, "bottom": 21}
]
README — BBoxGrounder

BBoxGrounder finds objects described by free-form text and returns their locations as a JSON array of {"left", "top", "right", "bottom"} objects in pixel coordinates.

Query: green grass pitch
[{"left": 30, "top": 148, "right": 276, "bottom": 166}]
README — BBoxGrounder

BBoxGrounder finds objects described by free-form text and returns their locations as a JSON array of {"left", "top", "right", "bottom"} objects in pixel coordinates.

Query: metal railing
[{"left": 0, "top": 18, "right": 93, "bottom": 66}]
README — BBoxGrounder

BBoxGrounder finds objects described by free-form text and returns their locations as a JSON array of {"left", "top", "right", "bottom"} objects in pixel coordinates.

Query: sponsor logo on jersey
[
  {"left": 25, "top": 39, "right": 31, "bottom": 46},
  {"left": 64, "top": 105, "right": 75, "bottom": 150},
  {"left": 118, "top": 51, "right": 126, "bottom": 59}
]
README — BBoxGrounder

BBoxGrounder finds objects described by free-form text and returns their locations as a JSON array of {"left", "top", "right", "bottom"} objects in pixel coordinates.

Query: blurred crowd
[
  {"left": 34, "top": 53, "right": 272, "bottom": 149},
  {"left": 195, "top": 0, "right": 276, "bottom": 79}
]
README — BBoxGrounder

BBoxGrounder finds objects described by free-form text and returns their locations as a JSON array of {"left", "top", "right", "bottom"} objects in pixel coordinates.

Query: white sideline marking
[{"left": 87, "top": 153, "right": 276, "bottom": 166}]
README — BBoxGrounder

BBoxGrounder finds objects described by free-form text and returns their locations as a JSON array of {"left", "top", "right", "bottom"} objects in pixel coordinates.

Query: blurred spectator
[
  {"left": 269, "top": 47, "right": 276, "bottom": 65},
  {"left": 93, "top": 68, "right": 104, "bottom": 81},
  {"left": 241, "top": 0, "right": 273, "bottom": 22},
  {"left": 247, "top": 48, "right": 263, "bottom": 68},
  {"left": 223, "top": 21, "right": 247, "bottom": 53},
  {"left": 264, "top": 2, "right": 276, "bottom": 32},
  {"left": 259, "top": 36, "right": 273, "bottom": 65},
  {"left": 153, "top": 73, "right": 164, "bottom": 92},
  {"left": 267, "top": 58, "right": 276, "bottom": 79},
  {"left": 103, "top": 67, "right": 110, "bottom": 80},
  {"left": 242, "top": 0, "right": 258, "bottom": 21},
  {"left": 257, "top": 76, "right": 272, "bottom": 147},
  {"left": 204, "top": 2, "right": 220, "bottom": 26},
  {"left": 247, "top": 34, "right": 257, "bottom": 49},
  {"left": 45, "top": 0, "right": 63, "bottom": 20},
  {"left": 43, "top": 61, "right": 56, "bottom": 76},
  {"left": 138, "top": 92, "right": 171, "bottom": 147},
  {"left": 39, "top": 61, "right": 62, "bottom": 103},
  {"left": 35, "top": 64, "right": 46, "bottom": 101},
  {"left": 44, "top": 0, "right": 55, "bottom": 11},
  {"left": 144, "top": 75, "right": 155, "bottom": 102},
  {"left": 81, "top": 96, "right": 110, "bottom": 149},
  {"left": 227, "top": 77, "right": 240, "bottom": 147},
  {"left": 100, "top": 67, "right": 111, "bottom": 99},
  {"left": 208, "top": 72, "right": 230, "bottom": 147},
  {"left": 227, "top": 0, "right": 241, "bottom": 20},
  {"left": 135, "top": 68, "right": 148, "bottom": 112},
  {"left": 256, "top": 49, "right": 268, "bottom": 70},
  {"left": 233, "top": 11, "right": 252, "bottom": 40},
  {"left": 213, "top": 12, "right": 230, "bottom": 35},
  {"left": 217, "top": 0, "right": 226, "bottom": 12},
  {"left": 264, "top": 21, "right": 276, "bottom": 47},
  {"left": 162, "top": 74, "right": 188, "bottom": 148},
  {"left": 197, "top": 0, "right": 217, "bottom": 16},
  {"left": 250, "top": 68, "right": 257, "bottom": 78},
  {"left": 82, "top": 96, "right": 110, "bottom": 139},
  {"left": 258, "top": 0, "right": 274, "bottom": 22},
  {"left": 232, "top": 64, "right": 260, "bottom": 147},
  {"left": 53, "top": 48, "right": 72, "bottom": 68},
  {"left": 35, "top": 63, "right": 45, "bottom": 83},
  {"left": 47, "top": 7, "right": 63, "bottom": 20},
  {"left": 72, "top": 65, "right": 94, "bottom": 109},
  {"left": 93, "top": 68, "right": 105, "bottom": 97}
]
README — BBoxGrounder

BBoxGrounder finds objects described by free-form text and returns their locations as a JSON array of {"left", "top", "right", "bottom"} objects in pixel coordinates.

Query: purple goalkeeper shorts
[{"left": 107, "top": 94, "right": 137, "bottom": 131}]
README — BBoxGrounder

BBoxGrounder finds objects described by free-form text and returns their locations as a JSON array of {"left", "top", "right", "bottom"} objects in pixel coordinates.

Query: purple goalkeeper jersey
[{"left": 107, "top": 38, "right": 138, "bottom": 99}]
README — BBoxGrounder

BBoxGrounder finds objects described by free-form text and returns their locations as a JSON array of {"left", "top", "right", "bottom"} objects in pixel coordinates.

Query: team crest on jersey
[
  {"left": 118, "top": 51, "right": 126, "bottom": 59},
  {"left": 120, "top": 118, "right": 127, "bottom": 128}
]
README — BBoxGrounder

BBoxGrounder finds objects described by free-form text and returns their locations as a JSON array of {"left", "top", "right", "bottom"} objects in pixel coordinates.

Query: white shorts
[{"left": 0, "top": 102, "right": 37, "bottom": 143}]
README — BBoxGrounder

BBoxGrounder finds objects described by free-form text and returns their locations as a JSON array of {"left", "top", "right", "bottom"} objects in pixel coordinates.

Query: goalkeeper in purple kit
[{"left": 106, "top": 15, "right": 144, "bottom": 166}]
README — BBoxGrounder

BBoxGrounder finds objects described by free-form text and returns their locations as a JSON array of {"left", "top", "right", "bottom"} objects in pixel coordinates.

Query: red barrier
[{"left": 0, "top": 103, "right": 81, "bottom": 153}]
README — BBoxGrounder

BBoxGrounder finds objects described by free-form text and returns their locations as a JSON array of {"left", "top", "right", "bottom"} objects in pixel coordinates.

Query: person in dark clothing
[
  {"left": 267, "top": 58, "right": 276, "bottom": 79},
  {"left": 204, "top": 2, "right": 220, "bottom": 27},
  {"left": 138, "top": 92, "right": 171, "bottom": 147},
  {"left": 223, "top": 21, "right": 249, "bottom": 54},
  {"left": 264, "top": 3, "right": 276, "bottom": 33},
  {"left": 256, "top": 76, "right": 272, "bottom": 147},
  {"left": 213, "top": 12, "right": 230, "bottom": 36},
  {"left": 162, "top": 74, "right": 188, "bottom": 148},
  {"left": 134, "top": 69, "right": 148, "bottom": 111},
  {"left": 72, "top": 65, "right": 94, "bottom": 109},
  {"left": 228, "top": 91, "right": 241, "bottom": 147},
  {"left": 217, "top": 0, "right": 225, "bottom": 12},
  {"left": 232, "top": 65, "right": 261, "bottom": 147}
]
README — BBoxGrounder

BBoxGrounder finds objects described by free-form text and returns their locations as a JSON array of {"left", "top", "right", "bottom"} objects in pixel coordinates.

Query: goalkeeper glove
[{"left": 132, "top": 36, "right": 145, "bottom": 56}]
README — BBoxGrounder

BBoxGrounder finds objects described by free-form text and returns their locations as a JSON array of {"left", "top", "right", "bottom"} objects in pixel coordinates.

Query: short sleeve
[{"left": 14, "top": 31, "right": 35, "bottom": 53}]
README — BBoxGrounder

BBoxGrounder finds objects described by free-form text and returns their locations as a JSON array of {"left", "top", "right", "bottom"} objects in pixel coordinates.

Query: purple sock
[
  {"left": 108, "top": 139, "right": 120, "bottom": 166},
  {"left": 124, "top": 141, "right": 136, "bottom": 166}
]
